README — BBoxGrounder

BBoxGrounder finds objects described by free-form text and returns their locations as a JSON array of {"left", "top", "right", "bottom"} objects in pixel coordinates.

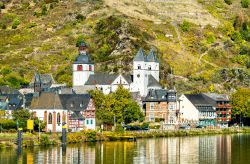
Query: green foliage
[
  {"left": 224, "top": 0, "right": 232, "bottom": 5},
  {"left": 89, "top": 86, "right": 144, "bottom": 125},
  {"left": 12, "top": 109, "right": 31, "bottom": 130},
  {"left": 39, "top": 135, "right": 51, "bottom": 145},
  {"left": 34, "top": 117, "right": 46, "bottom": 131},
  {"left": 0, "top": 119, "right": 16, "bottom": 130},
  {"left": 179, "top": 20, "right": 191, "bottom": 32},
  {"left": 231, "top": 88, "right": 250, "bottom": 119},
  {"left": 0, "top": 2, "right": 5, "bottom": 9},
  {"left": 241, "top": 0, "right": 250, "bottom": 8},
  {"left": 12, "top": 18, "right": 20, "bottom": 29},
  {"left": 75, "top": 14, "right": 85, "bottom": 21}
]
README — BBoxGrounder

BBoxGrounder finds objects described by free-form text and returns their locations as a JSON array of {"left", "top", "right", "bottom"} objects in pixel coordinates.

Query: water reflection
[{"left": 0, "top": 134, "right": 250, "bottom": 164}]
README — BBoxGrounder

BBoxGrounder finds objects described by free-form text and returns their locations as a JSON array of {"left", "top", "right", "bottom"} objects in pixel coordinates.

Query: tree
[
  {"left": 89, "top": 86, "right": 144, "bottom": 126},
  {"left": 241, "top": 0, "right": 250, "bottom": 8},
  {"left": 231, "top": 88, "right": 250, "bottom": 123},
  {"left": 34, "top": 117, "right": 46, "bottom": 131},
  {"left": 12, "top": 109, "right": 31, "bottom": 130},
  {"left": 224, "top": 0, "right": 232, "bottom": 5}
]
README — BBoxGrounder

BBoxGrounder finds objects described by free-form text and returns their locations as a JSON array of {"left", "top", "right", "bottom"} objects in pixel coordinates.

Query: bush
[
  {"left": 241, "top": 0, "right": 249, "bottom": 8},
  {"left": 12, "top": 18, "right": 20, "bottom": 29},
  {"left": 224, "top": 0, "right": 232, "bottom": 5},
  {"left": 179, "top": 20, "right": 190, "bottom": 32},
  {"left": 0, "top": 119, "right": 16, "bottom": 130},
  {"left": 75, "top": 14, "right": 85, "bottom": 21},
  {"left": 40, "top": 135, "right": 51, "bottom": 145}
]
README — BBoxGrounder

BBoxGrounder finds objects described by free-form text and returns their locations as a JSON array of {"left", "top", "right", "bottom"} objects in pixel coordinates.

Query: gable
[{"left": 112, "top": 75, "right": 129, "bottom": 85}]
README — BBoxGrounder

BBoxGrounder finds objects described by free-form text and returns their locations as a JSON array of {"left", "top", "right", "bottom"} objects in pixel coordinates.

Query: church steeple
[{"left": 78, "top": 41, "right": 87, "bottom": 55}]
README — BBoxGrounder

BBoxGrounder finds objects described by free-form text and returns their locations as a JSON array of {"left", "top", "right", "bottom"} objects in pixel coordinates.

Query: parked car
[
  {"left": 179, "top": 125, "right": 190, "bottom": 130},
  {"left": 196, "top": 125, "right": 206, "bottom": 129}
]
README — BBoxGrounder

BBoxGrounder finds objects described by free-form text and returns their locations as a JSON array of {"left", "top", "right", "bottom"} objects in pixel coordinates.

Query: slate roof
[
  {"left": 134, "top": 48, "right": 146, "bottom": 61},
  {"left": 73, "top": 53, "right": 93, "bottom": 64},
  {"left": 30, "top": 92, "right": 63, "bottom": 109},
  {"left": 148, "top": 75, "right": 161, "bottom": 88},
  {"left": 0, "top": 94, "right": 23, "bottom": 110},
  {"left": 31, "top": 74, "right": 55, "bottom": 84},
  {"left": 184, "top": 94, "right": 215, "bottom": 112},
  {"left": 30, "top": 92, "right": 91, "bottom": 111},
  {"left": 85, "top": 73, "right": 119, "bottom": 85},
  {"left": 144, "top": 89, "right": 168, "bottom": 102},
  {"left": 146, "top": 49, "right": 159, "bottom": 63}
]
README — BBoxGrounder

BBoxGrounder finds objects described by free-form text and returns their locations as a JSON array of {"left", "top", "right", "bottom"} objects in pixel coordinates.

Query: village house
[
  {"left": 143, "top": 89, "right": 177, "bottom": 124},
  {"left": 30, "top": 92, "right": 95, "bottom": 132},
  {"left": 203, "top": 93, "right": 231, "bottom": 128}
]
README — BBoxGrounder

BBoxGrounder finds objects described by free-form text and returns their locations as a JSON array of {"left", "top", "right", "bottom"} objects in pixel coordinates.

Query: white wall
[
  {"left": 85, "top": 118, "right": 96, "bottom": 130},
  {"left": 179, "top": 95, "right": 199, "bottom": 122},
  {"left": 72, "top": 64, "right": 94, "bottom": 87},
  {"left": 33, "top": 109, "right": 68, "bottom": 132}
]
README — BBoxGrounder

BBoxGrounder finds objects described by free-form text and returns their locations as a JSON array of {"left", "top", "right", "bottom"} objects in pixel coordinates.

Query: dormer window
[
  {"left": 80, "top": 103, "right": 83, "bottom": 107},
  {"left": 70, "top": 102, "right": 74, "bottom": 107},
  {"left": 138, "top": 65, "right": 141, "bottom": 69},
  {"left": 77, "top": 65, "right": 83, "bottom": 71}
]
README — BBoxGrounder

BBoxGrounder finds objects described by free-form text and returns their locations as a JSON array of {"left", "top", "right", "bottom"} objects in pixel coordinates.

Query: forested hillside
[{"left": 0, "top": 0, "right": 249, "bottom": 94}]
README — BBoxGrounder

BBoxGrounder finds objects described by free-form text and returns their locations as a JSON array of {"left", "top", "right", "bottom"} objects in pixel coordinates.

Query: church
[{"left": 72, "top": 41, "right": 162, "bottom": 97}]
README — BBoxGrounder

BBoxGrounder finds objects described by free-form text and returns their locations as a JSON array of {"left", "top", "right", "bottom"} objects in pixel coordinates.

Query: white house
[
  {"left": 30, "top": 92, "right": 96, "bottom": 132},
  {"left": 72, "top": 42, "right": 161, "bottom": 97},
  {"left": 179, "top": 94, "right": 216, "bottom": 126}
]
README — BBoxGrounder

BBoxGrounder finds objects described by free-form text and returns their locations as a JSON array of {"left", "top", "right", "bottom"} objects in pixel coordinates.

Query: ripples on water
[{"left": 0, "top": 134, "right": 250, "bottom": 164}]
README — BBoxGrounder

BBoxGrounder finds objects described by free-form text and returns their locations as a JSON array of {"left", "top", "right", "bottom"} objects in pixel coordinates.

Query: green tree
[
  {"left": 12, "top": 109, "right": 31, "bottom": 130},
  {"left": 34, "top": 117, "right": 46, "bottom": 131},
  {"left": 89, "top": 86, "right": 144, "bottom": 126},
  {"left": 224, "top": 0, "right": 232, "bottom": 5},
  {"left": 231, "top": 88, "right": 250, "bottom": 121},
  {"left": 12, "top": 18, "right": 20, "bottom": 29},
  {"left": 241, "top": 0, "right": 250, "bottom": 8},
  {"left": 179, "top": 20, "right": 190, "bottom": 32}
]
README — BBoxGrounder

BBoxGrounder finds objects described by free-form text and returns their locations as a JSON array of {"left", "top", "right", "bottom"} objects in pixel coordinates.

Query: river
[{"left": 0, "top": 134, "right": 250, "bottom": 164}]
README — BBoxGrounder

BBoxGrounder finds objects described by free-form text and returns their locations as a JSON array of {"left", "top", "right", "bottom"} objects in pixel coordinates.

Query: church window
[
  {"left": 138, "top": 65, "right": 141, "bottom": 69},
  {"left": 77, "top": 65, "right": 83, "bottom": 71},
  {"left": 57, "top": 113, "right": 61, "bottom": 124},
  {"left": 89, "top": 65, "right": 92, "bottom": 71},
  {"left": 148, "top": 65, "right": 151, "bottom": 70},
  {"left": 48, "top": 113, "right": 52, "bottom": 124},
  {"left": 137, "top": 74, "right": 140, "bottom": 78}
]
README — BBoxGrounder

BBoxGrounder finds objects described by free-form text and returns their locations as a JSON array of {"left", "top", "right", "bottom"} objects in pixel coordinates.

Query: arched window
[
  {"left": 57, "top": 113, "right": 61, "bottom": 124},
  {"left": 48, "top": 113, "right": 52, "bottom": 124},
  {"left": 77, "top": 65, "right": 83, "bottom": 71},
  {"left": 138, "top": 65, "right": 141, "bottom": 69},
  {"left": 148, "top": 65, "right": 151, "bottom": 70}
]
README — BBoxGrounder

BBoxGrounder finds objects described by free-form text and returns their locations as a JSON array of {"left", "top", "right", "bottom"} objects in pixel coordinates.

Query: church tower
[
  {"left": 72, "top": 41, "right": 94, "bottom": 87},
  {"left": 34, "top": 72, "right": 42, "bottom": 92},
  {"left": 146, "top": 49, "right": 159, "bottom": 82},
  {"left": 132, "top": 48, "right": 148, "bottom": 96}
]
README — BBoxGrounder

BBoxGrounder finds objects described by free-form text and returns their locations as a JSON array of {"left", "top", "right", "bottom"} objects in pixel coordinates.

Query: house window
[
  {"left": 57, "top": 113, "right": 61, "bottom": 124},
  {"left": 86, "top": 120, "right": 89, "bottom": 125},
  {"left": 48, "top": 113, "right": 52, "bottom": 124},
  {"left": 138, "top": 65, "right": 141, "bottom": 69},
  {"left": 149, "top": 113, "right": 154, "bottom": 122},
  {"left": 89, "top": 65, "right": 92, "bottom": 71},
  {"left": 150, "top": 102, "right": 154, "bottom": 110},
  {"left": 90, "top": 120, "right": 93, "bottom": 124},
  {"left": 77, "top": 65, "right": 83, "bottom": 71},
  {"left": 148, "top": 65, "right": 151, "bottom": 70}
]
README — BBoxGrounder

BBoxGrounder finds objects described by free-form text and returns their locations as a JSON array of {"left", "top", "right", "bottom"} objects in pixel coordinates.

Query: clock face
[{"left": 137, "top": 74, "right": 140, "bottom": 78}]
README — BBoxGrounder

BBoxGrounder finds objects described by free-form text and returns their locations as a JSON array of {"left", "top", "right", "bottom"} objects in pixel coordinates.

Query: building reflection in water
[{"left": 1, "top": 134, "right": 246, "bottom": 164}]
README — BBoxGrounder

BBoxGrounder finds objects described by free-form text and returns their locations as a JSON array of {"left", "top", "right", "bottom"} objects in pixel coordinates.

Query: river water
[{"left": 0, "top": 134, "right": 250, "bottom": 164}]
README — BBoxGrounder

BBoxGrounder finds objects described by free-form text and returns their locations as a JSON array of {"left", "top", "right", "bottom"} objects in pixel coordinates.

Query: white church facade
[{"left": 72, "top": 42, "right": 162, "bottom": 97}]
